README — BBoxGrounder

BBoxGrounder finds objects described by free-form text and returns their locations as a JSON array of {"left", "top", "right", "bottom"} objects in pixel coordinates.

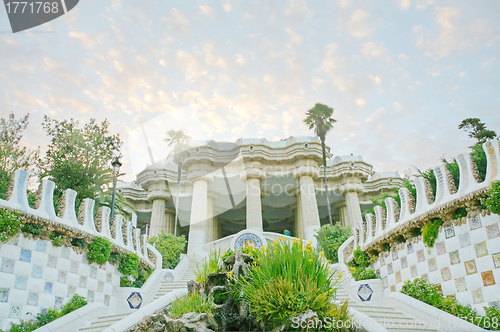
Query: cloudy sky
[{"left": 1, "top": 0, "right": 499, "bottom": 181}]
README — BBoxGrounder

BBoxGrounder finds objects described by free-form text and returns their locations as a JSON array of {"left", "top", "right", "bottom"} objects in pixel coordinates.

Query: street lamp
[{"left": 110, "top": 157, "right": 122, "bottom": 218}]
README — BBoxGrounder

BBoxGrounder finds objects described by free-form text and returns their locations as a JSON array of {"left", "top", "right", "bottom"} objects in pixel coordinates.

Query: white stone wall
[
  {"left": 371, "top": 213, "right": 500, "bottom": 316},
  {"left": 0, "top": 233, "right": 120, "bottom": 330}
]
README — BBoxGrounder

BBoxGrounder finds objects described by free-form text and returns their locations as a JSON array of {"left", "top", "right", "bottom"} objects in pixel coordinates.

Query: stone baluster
[
  {"left": 365, "top": 214, "right": 375, "bottom": 243},
  {"left": 484, "top": 139, "right": 500, "bottom": 184},
  {"left": 57, "top": 189, "right": 78, "bottom": 227},
  {"left": 384, "top": 197, "right": 398, "bottom": 230}
]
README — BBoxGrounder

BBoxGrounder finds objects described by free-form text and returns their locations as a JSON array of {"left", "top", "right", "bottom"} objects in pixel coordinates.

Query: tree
[
  {"left": 165, "top": 130, "right": 191, "bottom": 235},
  {"left": 458, "top": 118, "right": 497, "bottom": 144},
  {"left": 40, "top": 116, "right": 131, "bottom": 214},
  {"left": 0, "top": 112, "right": 40, "bottom": 199},
  {"left": 304, "top": 103, "right": 336, "bottom": 226}
]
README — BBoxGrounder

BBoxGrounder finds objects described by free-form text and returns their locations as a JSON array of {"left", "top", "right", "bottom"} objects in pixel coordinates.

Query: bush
[
  {"left": 352, "top": 247, "right": 370, "bottom": 268},
  {"left": 195, "top": 249, "right": 223, "bottom": 285},
  {"left": 0, "top": 208, "right": 23, "bottom": 242},
  {"left": 401, "top": 278, "right": 442, "bottom": 306},
  {"left": 52, "top": 236, "right": 66, "bottom": 247},
  {"left": 169, "top": 292, "right": 214, "bottom": 320},
  {"left": 61, "top": 295, "right": 87, "bottom": 316},
  {"left": 148, "top": 232, "right": 186, "bottom": 269},
  {"left": 352, "top": 267, "right": 377, "bottom": 281},
  {"left": 21, "top": 223, "right": 43, "bottom": 236},
  {"left": 315, "top": 224, "right": 351, "bottom": 263},
  {"left": 422, "top": 219, "right": 443, "bottom": 247},
  {"left": 118, "top": 253, "right": 140, "bottom": 277},
  {"left": 87, "top": 236, "right": 113, "bottom": 265},
  {"left": 71, "top": 237, "right": 87, "bottom": 249},
  {"left": 484, "top": 181, "right": 500, "bottom": 215}
]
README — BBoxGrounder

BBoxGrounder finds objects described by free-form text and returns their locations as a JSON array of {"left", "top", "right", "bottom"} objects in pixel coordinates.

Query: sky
[{"left": 1, "top": 0, "right": 499, "bottom": 181}]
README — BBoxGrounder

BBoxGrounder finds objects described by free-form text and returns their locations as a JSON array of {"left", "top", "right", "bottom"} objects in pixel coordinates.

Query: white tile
[
  {"left": 401, "top": 267, "right": 411, "bottom": 282},
  {"left": 492, "top": 268, "right": 500, "bottom": 283},
  {"left": 103, "top": 283, "right": 113, "bottom": 295},
  {"left": 470, "top": 229, "right": 487, "bottom": 245},
  {"left": 57, "top": 258, "right": 71, "bottom": 271},
  {"left": 31, "top": 251, "right": 48, "bottom": 266},
  {"left": 27, "top": 277, "right": 45, "bottom": 293},
  {"left": 21, "top": 305, "right": 39, "bottom": 320},
  {"left": 427, "top": 270, "right": 440, "bottom": 284},
  {"left": 482, "top": 214, "right": 498, "bottom": 226},
  {"left": 94, "top": 292, "right": 104, "bottom": 304},
  {"left": 43, "top": 267, "right": 58, "bottom": 283},
  {"left": 18, "top": 235, "right": 36, "bottom": 250},
  {"left": 67, "top": 273, "right": 79, "bottom": 287},
  {"left": 52, "top": 283, "right": 66, "bottom": 297},
  {"left": 38, "top": 293, "right": 54, "bottom": 308},
  {"left": 96, "top": 269, "right": 106, "bottom": 281},
  {"left": 0, "top": 303, "right": 11, "bottom": 318},
  {"left": 69, "top": 249, "right": 81, "bottom": 262},
  {"left": 112, "top": 274, "right": 120, "bottom": 286},
  {"left": 79, "top": 264, "right": 90, "bottom": 277},
  {"left": 476, "top": 256, "right": 494, "bottom": 272},
  {"left": 75, "top": 287, "right": 87, "bottom": 298},
  {"left": 456, "top": 290, "right": 473, "bottom": 305},
  {"left": 392, "top": 260, "right": 401, "bottom": 272},
  {"left": 87, "top": 279, "right": 98, "bottom": 292},
  {"left": 45, "top": 243, "right": 60, "bottom": 255},
  {"left": 13, "top": 261, "right": 32, "bottom": 277},
  {"left": 0, "top": 273, "right": 15, "bottom": 289},
  {"left": 8, "top": 289, "right": 28, "bottom": 305},
  {"left": 436, "top": 254, "right": 449, "bottom": 269},
  {"left": 441, "top": 279, "right": 456, "bottom": 296},
  {"left": 450, "top": 263, "right": 466, "bottom": 279},
  {"left": 472, "top": 303, "right": 486, "bottom": 316},
  {"left": 465, "top": 273, "right": 483, "bottom": 290},
  {"left": 445, "top": 236, "right": 460, "bottom": 252},
  {"left": 407, "top": 252, "right": 418, "bottom": 266},
  {"left": 414, "top": 241, "right": 425, "bottom": 251},
  {"left": 483, "top": 285, "right": 500, "bottom": 302},
  {"left": 458, "top": 246, "right": 475, "bottom": 262},
  {"left": 0, "top": 245, "right": 21, "bottom": 261}
]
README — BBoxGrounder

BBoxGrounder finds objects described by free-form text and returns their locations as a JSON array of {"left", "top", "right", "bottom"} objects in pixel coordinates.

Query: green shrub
[
  {"left": 21, "top": 223, "right": 43, "bottom": 236},
  {"left": 118, "top": 253, "right": 140, "bottom": 277},
  {"left": 132, "top": 267, "right": 153, "bottom": 288},
  {"left": 352, "top": 267, "right": 377, "bottom": 281},
  {"left": 454, "top": 207, "right": 468, "bottom": 219},
  {"left": 353, "top": 247, "right": 370, "bottom": 268},
  {"left": 34, "top": 308, "right": 61, "bottom": 326},
  {"left": 61, "top": 295, "right": 87, "bottom": 316},
  {"left": 315, "top": 224, "right": 351, "bottom": 263},
  {"left": 52, "top": 236, "right": 66, "bottom": 247},
  {"left": 484, "top": 181, "right": 500, "bottom": 215},
  {"left": 169, "top": 292, "right": 214, "bottom": 320},
  {"left": 6, "top": 319, "right": 39, "bottom": 332},
  {"left": 87, "top": 236, "right": 113, "bottom": 265},
  {"left": 0, "top": 208, "right": 23, "bottom": 242},
  {"left": 484, "top": 306, "right": 500, "bottom": 330},
  {"left": 422, "top": 219, "right": 443, "bottom": 247},
  {"left": 71, "top": 237, "right": 87, "bottom": 249},
  {"left": 195, "top": 249, "right": 223, "bottom": 285},
  {"left": 148, "top": 232, "right": 186, "bottom": 269},
  {"left": 401, "top": 278, "right": 442, "bottom": 306}
]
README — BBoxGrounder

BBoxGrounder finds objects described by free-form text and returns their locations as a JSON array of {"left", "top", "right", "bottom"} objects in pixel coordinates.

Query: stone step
[{"left": 79, "top": 313, "right": 130, "bottom": 332}]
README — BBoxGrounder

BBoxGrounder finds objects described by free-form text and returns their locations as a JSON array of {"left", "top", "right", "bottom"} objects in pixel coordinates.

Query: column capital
[
  {"left": 292, "top": 166, "right": 319, "bottom": 180},
  {"left": 339, "top": 183, "right": 363, "bottom": 195},
  {"left": 188, "top": 174, "right": 214, "bottom": 185},
  {"left": 240, "top": 168, "right": 266, "bottom": 181},
  {"left": 147, "top": 190, "right": 171, "bottom": 202}
]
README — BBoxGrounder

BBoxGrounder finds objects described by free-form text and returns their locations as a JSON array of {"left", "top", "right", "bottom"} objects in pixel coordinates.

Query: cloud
[
  {"left": 400, "top": 0, "right": 411, "bottom": 10},
  {"left": 347, "top": 10, "right": 375, "bottom": 39},
  {"left": 199, "top": 5, "right": 215, "bottom": 18},
  {"left": 69, "top": 32, "right": 95, "bottom": 49},
  {"left": 285, "top": 0, "right": 314, "bottom": 18},
  {"left": 361, "top": 41, "right": 387, "bottom": 58},
  {"left": 176, "top": 50, "right": 203, "bottom": 81}
]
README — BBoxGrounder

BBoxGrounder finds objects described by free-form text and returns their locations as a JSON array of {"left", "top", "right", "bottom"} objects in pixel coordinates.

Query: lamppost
[{"left": 110, "top": 157, "right": 122, "bottom": 218}]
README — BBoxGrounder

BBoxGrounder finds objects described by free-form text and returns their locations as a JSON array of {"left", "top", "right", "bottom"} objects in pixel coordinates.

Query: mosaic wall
[
  {"left": 0, "top": 233, "right": 120, "bottom": 330},
  {"left": 372, "top": 213, "right": 500, "bottom": 315}
]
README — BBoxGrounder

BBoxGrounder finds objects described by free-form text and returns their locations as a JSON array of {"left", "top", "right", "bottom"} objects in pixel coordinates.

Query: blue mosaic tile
[
  {"left": 87, "top": 290, "right": 95, "bottom": 302},
  {"left": 407, "top": 242, "right": 414, "bottom": 254},
  {"left": 31, "top": 265, "right": 43, "bottom": 279},
  {"left": 57, "top": 270, "right": 67, "bottom": 283},
  {"left": 445, "top": 225, "right": 455, "bottom": 239},
  {"left": 54, "top": 296, "right": 64, "bottom": 309},
  {"left": 9, "top": 304, "right": 21, "bottom": 318},
  {"left": 90, "top": 266, "right": 97, "bottom": 278},
  {"left": 6, "top": 233, "right": 20, "bottom": 245},
  {"left": 36, "top": 239, "right": 47, "bottom": 252},
  {"left": 14, "top": 276, "right": 27, "bottom": 290},
  {"left": 0, "top": 288, "right": 9, "bottom": 302},
  {"left": 44, "top": 282, "right": 53, "bottom": 293},
  {"left": 127, "top": 292, "right": 142, "bottom": 309},
  {"left": 40, "top": 308, "right": 48, "bottom": 314},
  {"left": 486, "top": 224, "right": 500, "bottom": 239},
  {"left": 1, "top": 258, "right": 15, "bottom": 274},
  {"left": 27, "top": 292, "right": 38, "bottom": 306},
  {"left": 470, "top": 216, "right": 482, "bottom": 230},
  {"left": 19, "top": 249, "right": 31, "bottom": 262},
  {"left": 490, "top": 300, "right": 500, "bottom": 310},
  {"left": 104, "top": 295, "right": 110, "bottom": 306},
  {"left": 47, "top": 255, "right": 57, "bottom": 268},
  {"left": 459, "top": 233, "right": 471, "bottom": 248},
  {"left": 358, "top": 284, "right": 374, "bottom": 302}
]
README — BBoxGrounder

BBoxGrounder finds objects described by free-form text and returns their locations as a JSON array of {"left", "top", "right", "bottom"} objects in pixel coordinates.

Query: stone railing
[
  {"left": 0, "top": 169, "right": 160, "bottom": 269},
  {"left": 354, "top": 139, "right": 500, "bottom": 256}
]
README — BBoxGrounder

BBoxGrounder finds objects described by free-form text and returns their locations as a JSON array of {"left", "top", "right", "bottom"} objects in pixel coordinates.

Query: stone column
[
  {"left": 165, "top": 209, "right": 175, "bottom": 234},
  {"left": 147, "top": 188, "right": 170, "bottom": 239},
  {"left": 293, "top": 162, "right": 320, "bottom": 243},
  {"left": 343, "top": 186, "right": 363, "bottom": 228},
  {"left": 339, "top": 206, "right": 348, "bottom": 227},
  {"left": 241, "top": 163, "right": 266, "bottom": 231},
  {"left": 187, "top": 174, "right": 213, "bottom": 254}
]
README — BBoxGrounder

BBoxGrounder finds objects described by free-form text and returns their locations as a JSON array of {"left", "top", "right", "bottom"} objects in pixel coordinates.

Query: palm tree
[
  {"left": 304, "top": 103, "right": 337, "bottom": 226},
  {"left": 165, "top": 130, "right": 191, "bottom": 236}
]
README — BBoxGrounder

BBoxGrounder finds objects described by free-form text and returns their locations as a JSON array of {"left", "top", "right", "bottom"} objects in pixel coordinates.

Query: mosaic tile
[
  {"left": 99, "top": 263, "right": 107, "bottom": 270},
  {"left": 127, "top": 292, "right": 142, "bottom": 309},
  {"left": 0, "top": 288, "right": 9, "bottom": 302},
  {"left": 358, "top": 284, "right": 373, "bottom": 302},
  {"left": 67, "top": 285, "right": 76, "bottom": 298},
  {"left": 472, "top": 288, "right": 484, "bottom": 304},
  {"left": 47, "top": 255, "right": 57, "bottom": 268},
  {"left": 421, "top": 273, "right": 429, "bottom": 281},
  {"left": 436, "top": 241, "right": 447, "bottom": 256},
  {"left": 9, "top": 304, "right": 21, "bottom": 318},
  {"left": 87, "top": 290, "right": 95, "bottom": 302},
  {"left": 445, "top": 225, "right": 455, "bottom": 239},
  {"left": 435, "top": 283, "right": 443, "bottom": 295},
  {"left": 36, "top": 239, "right": 47, "bottom": 252},
  {"left": 14, "top": 276, "right": 27, "bottom": 290},
  {"left": 382, "top": 276, "right": 388, "bottom": 288},
  {"left": 90, "top": 266, "right": 98, "bottom": 278},
  {"left": 486, "top": 224, "right": 500, "bottom": 239},
  {"left": 395, "top": 271, "right": 402, "bottom": 283},
  {"left": 456, "top": 277, "right": 467, "bottom": 292},
  {"left": 31, "top": 265, "right": 43, "bottom": 279},
  {"left": 411, "top": 265, "right": 418, "bottom": 278},
  {"left": 387, "top": 263, "right": 393, "bottom": 274},
  {"left": 106, "top": 273, "right": 112, "bottom": 283},
  {"left": 82, "top": 254, "right": 88, "bottom": 264},
  {"left": 493, "top": 252, "right": 500, "bottom": 269},
  {"left": 441, "top": 267, "right": 452, "bottom": 281},
  {"left": 57, "top": 270, "right": 67, "bottom": 283},
  {"left": 392, "top": 250, "right": 398, "bottom": 260},
  {"left": 376, "top": 269, "right": 381, "bottom": 278},
  {"left": 1, "top": 258, "right": 15, "bottom": 274},
  {"left": 417, "top": 249, "right": 425, "bottom": 262},
  {"left": 55, "top": 296, "right": 64, "bottom": 309},
  {"left": 449, "top": 250, "right": 460, "bottom": 265},
  {"left": 27, "top": 292, "right": 38, "bottom": 306},
  {"left": 7, "top": 233, "right": 20, "bottom": 245},
  {"left": 459, "top": 233, "right": 471, "bottom": 248},
  {"left": 104, "top": 295, "right": 110, "bottom": 306},
  {"left": 407, "top": 242, "right": 414, "bottom": 254},
  {"left": 98, "top": 281, "right": 104, "bottom": 292},
  {"left": 79, "top": 276, "right": 87, "bottom": 288},
  {"left": 390, "top": 285, "right": 396, "bottom": 292},
  {"left": 70, "top": 261, "right": 79, "bottom": 274},
  {"left": 61, "top": 247, "right": 71, "bottom": 258},
  {"left": 40, "top": 308, "right": 48, "bottom": 314},
  {"left": 490, "top": 301, "right": 500, "bottom": 310},
  {"left": 470, "top": 216, "right": 482, "bottom": 230},
  {"left": 44, "top": 282, "right": 53, "bottom": 293},
  {"left": 465, "top": 259, "right": 478, "bottom": 275},
  {"left": 113, "top": 286, "right": 118, "bottom": 296},
  {"left": 428, "top": 257, "right": 437, "bottom": 272},
  {"left": 475, "top": 241, "right": 488, "bottom": 258},
  {"left": 482, "top": 270, "right": 495, "bottom": 286},
  {"left": 401, "top": 256, "right": 408, "bottom": 269},
  {"left": 20, "top": 249, "right": 31, "bottom": 262}
]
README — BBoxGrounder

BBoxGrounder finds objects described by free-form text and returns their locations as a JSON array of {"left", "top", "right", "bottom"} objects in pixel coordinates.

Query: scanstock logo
[{"left": 3, "top": 0, "right": 79, "bottom": 33}]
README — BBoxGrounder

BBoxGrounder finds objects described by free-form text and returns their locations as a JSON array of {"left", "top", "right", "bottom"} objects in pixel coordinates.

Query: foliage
[
  {"left": 132, "top": 267, "right": 153, "bottom": 288},
  {"left": 21, "top": 223, "right": 43, "bottom": 236},
  {"left": 315, "top": 224, "right": 351, "bottom": 263},
  {"left": 61, "top": 295, "right": 87, "bottom": 316},
  {"left": 87, "top": 236, "right": 113, "bottom": 265},
  {"left": 71, "top": 237, "right": 87, "bottom": 249},
  {"left": 0, "top": 208, "right": 23, "bottom": 242},
  {"left": 52, "top": 236, "right": 66, "bottom": 247},
  {"left": 148, "top": 232, "right": 187, "bottom": 269},
  {"left": 453, "top": 207, "right": 467, "bottom": 219},
  {"left": 352, "top": 247, "right": 370, "bottom": 268},
  {"left": 471, "top": 143, "right": 487, "bottom": 182},
  {"left": 459, "top": 118, "right": 497, "bottom": 144},
  {"left": 351, "top": 267, "right": 377, "bottom": 281},
  {"left": 118, "top": 253, "right": 140, "bottom": 277},
  {"left": 401, "top": 278, "right": 442, "bottom": 306},
  {"left": 195, "top": 249, "right": 223, "bottom": 285},
  {"left": 484, "top": 181, "right": 500, "bottom": 215},
  {"left": 422, "top": 219, "right": 443, "bottom": 247},
  {"left": 169, "top": 292, "right": 214, "bottom": 320},
  {"left": 443, "top": 158, "right": 460, "bottom": 188}
]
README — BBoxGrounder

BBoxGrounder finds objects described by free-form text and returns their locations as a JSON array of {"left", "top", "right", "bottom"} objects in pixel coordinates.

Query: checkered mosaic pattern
[
  {"left": 372, "top": 214, "right": 500, "bottom": 316},
  {"left": 0, "top": 234, "right": 120, "bottom": 330}
]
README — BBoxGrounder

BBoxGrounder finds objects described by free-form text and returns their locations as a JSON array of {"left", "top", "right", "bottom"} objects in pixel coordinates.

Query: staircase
[
  {"left": 335, "top": 282, "right": 437, "bottom": 332},
  {"left": 78, "top": 259, "right": 197, "bottom": 332}
]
